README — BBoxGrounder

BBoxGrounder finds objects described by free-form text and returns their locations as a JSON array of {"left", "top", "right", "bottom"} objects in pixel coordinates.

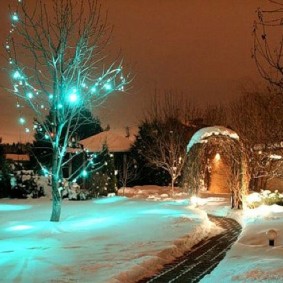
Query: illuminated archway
[{"left": 182, "top": 126, "right": 249, "bottom": 208}]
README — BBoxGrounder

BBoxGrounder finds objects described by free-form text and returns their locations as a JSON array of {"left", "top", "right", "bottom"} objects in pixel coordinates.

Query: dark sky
[{"left": 0, "top": 0, "right": 268, "bottom": 143}]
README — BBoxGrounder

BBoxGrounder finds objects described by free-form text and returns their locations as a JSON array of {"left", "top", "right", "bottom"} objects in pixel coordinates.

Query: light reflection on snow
[
  {"left": 139, "top": 208, "right": 181, "bottom": 216},
  {"left": 7, "top": 225, "right": 33, "bottom": 231},
  {"left": 163, "top": 199, "right": 189, "bottom": 206},
  {"left": 93, "top": 196, "right": 126, "bottom": 204},
  {"left": 0, "top": 204, "right": 32, "bottom": 211},
  {"left": 68, "top": 217, "right": 111, "bottom": 229}
]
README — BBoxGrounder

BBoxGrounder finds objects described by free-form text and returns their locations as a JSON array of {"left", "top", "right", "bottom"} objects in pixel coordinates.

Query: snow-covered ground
[
  {"left": 0, "top": 187, "right": 221, "bottom": 283},
  {"left": 0, "top": 186, "right": 283, "bottom": 283},
  {"left": 201, "top": 202, "right": 283, "bottom": 283}
]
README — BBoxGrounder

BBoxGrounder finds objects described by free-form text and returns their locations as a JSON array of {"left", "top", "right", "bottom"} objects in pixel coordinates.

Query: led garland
[{"left": 7, "top": 0, "right": 127, "bottom": 180}]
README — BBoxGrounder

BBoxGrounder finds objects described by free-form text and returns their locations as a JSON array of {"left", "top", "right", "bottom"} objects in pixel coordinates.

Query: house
[
  {"left": 5, "top": 153, "right": 30, "bottom": 166},
  {"left": 66, "top": 129, "right": 136, "bottom": 180}
]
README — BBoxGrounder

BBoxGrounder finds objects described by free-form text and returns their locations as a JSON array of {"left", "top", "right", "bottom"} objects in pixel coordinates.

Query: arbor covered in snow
[
  {"left": 6, "top": 0, "right": 128, "bottom": 221},
  {"left": 183, "top": 126, "right": 249, "bottom": 209}
]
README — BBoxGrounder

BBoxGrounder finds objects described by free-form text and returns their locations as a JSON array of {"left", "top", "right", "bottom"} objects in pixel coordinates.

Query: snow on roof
[
  {"left": 79, "top": 130, "right": 134, "bottom": 152},
  {"left": 187, "top": 126, "right": 239, "bottom": 152}
]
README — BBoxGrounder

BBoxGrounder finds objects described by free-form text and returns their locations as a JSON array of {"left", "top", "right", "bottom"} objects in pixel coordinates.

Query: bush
[{"left": 245, "top": 190, "right": 283, "bottom": 208}]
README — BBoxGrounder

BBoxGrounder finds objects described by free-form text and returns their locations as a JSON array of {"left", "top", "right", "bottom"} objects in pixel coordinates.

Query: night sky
[{"left": 0, "top": 0, "right": 268, "bottom": 143}]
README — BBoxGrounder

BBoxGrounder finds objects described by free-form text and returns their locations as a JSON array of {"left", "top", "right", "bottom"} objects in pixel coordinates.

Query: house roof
[
  {"left": 5, "top": 153, "right": 30, "bottom": 162},
  {"left": 79, "top": 130, "right": 134, "bottom": 153}
]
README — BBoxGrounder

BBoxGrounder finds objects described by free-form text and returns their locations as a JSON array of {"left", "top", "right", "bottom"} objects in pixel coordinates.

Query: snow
[
  {"left": 79, "top": 130, "right": 134, "bottom": 152},
  {"left": 1, "top": 186, "right": 283, "bottom": 282},
  {"left": 0, "top": 190, "right": 220, "bottom": 283},
  {"left": 200, "top": 203, "right": 283, "bottom": 283},
  {"left": 187, "top": 125, "right": 239, "bottom": 152}
]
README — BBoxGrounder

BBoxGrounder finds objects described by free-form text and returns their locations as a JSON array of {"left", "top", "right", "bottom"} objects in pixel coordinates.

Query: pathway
[{"left": 138, "top": 215, "right": 242, "bottom": 283}]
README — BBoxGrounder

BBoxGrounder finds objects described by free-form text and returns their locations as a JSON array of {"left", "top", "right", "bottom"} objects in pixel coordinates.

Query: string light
[
  {"left": 7, "top": 0, "right": 128, "bottom": 151},
  {"left": 90, "top": 86, "right": 97, "bottom": 94},
  {"left": 11, "top": 12, "right": 19, "bottom": 22},
  {"left": 26, "top": 92, "right": 33, "bottom": 99},
  {"left": 19, "top": 117, "right": 25, "bottom": 125},
  {"left": 81, "top": 170, "right": 88, "bottom": 177},
  {"left": 103, "top": 82, "right": 112, "bottom": 91}
]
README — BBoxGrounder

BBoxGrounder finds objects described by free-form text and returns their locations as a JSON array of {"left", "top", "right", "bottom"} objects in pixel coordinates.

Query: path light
[{"left": 266, "top": 229, "right": 278, "bottom": 246}]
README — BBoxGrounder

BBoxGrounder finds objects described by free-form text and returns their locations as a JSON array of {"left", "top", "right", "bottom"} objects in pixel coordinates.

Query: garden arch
[{"left": 182, "top": 126, "right": 249, "bottom": 208}]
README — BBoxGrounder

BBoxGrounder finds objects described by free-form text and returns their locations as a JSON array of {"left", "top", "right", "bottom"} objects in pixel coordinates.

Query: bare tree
[
  {"left": 118, "top": 156, "right": 138, "bottom": 196},
  {"left": 6, "top": 0, "right": 128, "bottom": 221},
  {"left": 202, "top": 103, "right": 227, "bottom": 126},
  {"left": 139, "top": 93, "right": 189, "bottom": 193},
  {"left": 253, "top": 0, "right": 283, "bottom": 90},
  {"left": 229, "top": 89, "right": 283, "bottom": 191}
]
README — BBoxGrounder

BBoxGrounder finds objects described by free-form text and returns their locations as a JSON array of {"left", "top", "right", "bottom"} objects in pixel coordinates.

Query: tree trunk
[
  {"left": 50, "top": 147, "right": 62, "bottom": 222},
  {"left": 171, "top": 177, "right": 175, "bottom": 197},
  {"left": 50, "top": 187, "right": 61, "bottom": 222}
]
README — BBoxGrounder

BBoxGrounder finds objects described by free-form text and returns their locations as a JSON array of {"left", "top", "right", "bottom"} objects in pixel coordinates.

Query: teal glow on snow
[
  {"left": 0, "top": 196, "right": 208, "bottom": 283},
  {"left": 140, "top": 208, "right": 181, "bottom": 216},
  {"left": 93, "top": 196, "right": 126, "bottom": 204},
  {"left": 0, "top": 204, "right": 31, "bottom": 211},
  {"left": 7, "top": 225, "right": 33, "bottom": 232}
]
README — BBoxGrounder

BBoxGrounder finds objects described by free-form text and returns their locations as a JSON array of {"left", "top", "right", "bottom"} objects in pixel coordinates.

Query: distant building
[
  {"left": 5, "top": 153, "right": 30, "bottom": 164},
  {"left": 79, "top": 130, "right": 135, "bottom": 153}
]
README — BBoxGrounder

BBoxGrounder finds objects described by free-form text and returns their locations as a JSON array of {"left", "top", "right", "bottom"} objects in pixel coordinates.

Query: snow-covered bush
[
  {"left": 10, "top": 170, "right": 46, "bottom": 199},
  {"left": 245, "top": 190, "right": 283, "bottom": 208}
]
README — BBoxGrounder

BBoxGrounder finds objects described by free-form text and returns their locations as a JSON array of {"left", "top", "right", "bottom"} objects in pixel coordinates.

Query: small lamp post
[{"left": 266, "top": 229, "right": 278, "bottom": 246}]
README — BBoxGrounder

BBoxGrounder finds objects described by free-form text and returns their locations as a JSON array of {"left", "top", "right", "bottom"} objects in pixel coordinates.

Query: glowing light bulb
[
  {"left": 103, "top": 83, "right": 112, "bottom": 91},
  {"left": 27, "top": 92, "right": 33, "bottom": 99},
  {"left": 82, "top": 170, "right": 88, "bottom": 177},
  {"left": 11, "top": 13, "right": 19, "bottom": 22},
  {"left": 12, "top": 70, "right": 22, "bottom": 80},
  {"left": 69, "top": 93, "right": 78, "bottom": 102},
  {"left": 19, "top": 117, "right": 25, "bottom": 125},
  {"left": 90, "top": 86, "right": 97, "bottom": 94},
  {"left": 68, "top": 88, "right": 79, "bottom": 103}
]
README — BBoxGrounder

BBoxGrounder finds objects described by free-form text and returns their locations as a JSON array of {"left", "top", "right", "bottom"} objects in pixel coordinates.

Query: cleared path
[{"left": 138, "top": 215, "right": 242, "bottom": 283}]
